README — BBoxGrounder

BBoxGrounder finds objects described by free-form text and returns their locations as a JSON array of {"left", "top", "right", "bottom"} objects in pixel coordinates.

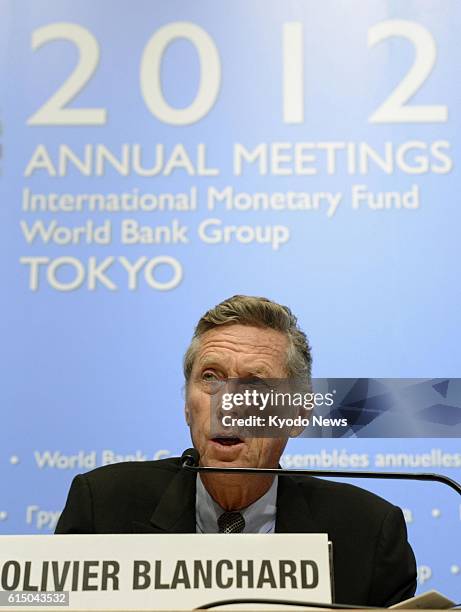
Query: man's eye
[
  {"left": 202, "top": 371, "right": 219, "bottom": 381},
  {"left": 200, "top": 371, "right": 225, "bottom": 395},
  {"left": 247, "top": 376, "right": 269, "bottom": 388}
]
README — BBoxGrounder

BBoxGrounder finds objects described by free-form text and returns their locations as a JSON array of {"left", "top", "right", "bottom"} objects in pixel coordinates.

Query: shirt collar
[{"left": 196, "top": 474, "right": 278, "bottom": 533}]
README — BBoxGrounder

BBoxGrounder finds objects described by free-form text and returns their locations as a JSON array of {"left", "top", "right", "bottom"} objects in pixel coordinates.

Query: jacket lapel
[
  {"left": 131, "top": 468, "right": 320, "bottom": 534},
  {"left": 275, "top": 475, "right": 320, "bottom": 533},
  {"left": 132, "top": 467, "right": 196, "bottom": 533}
]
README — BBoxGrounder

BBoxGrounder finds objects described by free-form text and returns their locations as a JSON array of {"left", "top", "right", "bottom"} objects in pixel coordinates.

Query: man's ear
[
  {"left": 288, "top": 403, "right": 310, "bottom": 438},
  {"left": 184, "top": 402, "right": 191, "bottom": 426},
  {"left": 183, "top": 381, "right": 191, "bottom": 425}
]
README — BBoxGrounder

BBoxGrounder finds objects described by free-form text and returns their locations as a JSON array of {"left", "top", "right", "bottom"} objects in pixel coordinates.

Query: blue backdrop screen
[{"left": 0, "top": 0, "right": 460, "bottom": 600}]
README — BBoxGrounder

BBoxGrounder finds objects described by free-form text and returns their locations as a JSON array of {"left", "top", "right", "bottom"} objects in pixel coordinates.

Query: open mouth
[{"left": 212, "top": 436, "right": 243, "bottom": 446}]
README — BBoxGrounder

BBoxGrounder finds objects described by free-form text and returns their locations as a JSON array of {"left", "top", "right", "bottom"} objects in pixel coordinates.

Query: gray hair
[{"left": 183, "top": 295, "right": 312, "bottom": 383}]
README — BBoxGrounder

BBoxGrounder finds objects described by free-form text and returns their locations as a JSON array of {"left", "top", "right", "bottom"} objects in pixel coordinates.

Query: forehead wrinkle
[
  {"left": 198, "top": 334, "right": 287, "bottom": 357},
  {"left": 196, "top": 339, "right": 287, "bottom": 377},
  {"left": 197, "top": 350, "right": 275, "bottom": 371},
  {"left": 197, "top": 352, "right": 232, "bottom": 368},
  {"left": 197, "top": 344, "right": 283, "bottom": 370}
]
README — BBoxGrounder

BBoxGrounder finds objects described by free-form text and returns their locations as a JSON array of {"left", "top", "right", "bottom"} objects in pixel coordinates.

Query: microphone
[
  {"left": 180, "top": 448, "right": 461, "bottom": 496},
  {"left": 181, "top": 447, "right": 200, "bottom": 467}
]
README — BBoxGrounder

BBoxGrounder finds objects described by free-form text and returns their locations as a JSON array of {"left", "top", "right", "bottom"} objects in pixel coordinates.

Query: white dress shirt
[{"left": 196, "top": 474, "right": 278, "bottom": 533}]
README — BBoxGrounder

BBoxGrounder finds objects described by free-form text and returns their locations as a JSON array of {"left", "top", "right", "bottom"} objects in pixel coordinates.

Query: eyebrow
[
  {"left": 197, "top": 355, "right": 273, "bottom": 378},
  {"left": 197, "top": 354, "right": 224, "bottom": 368}
]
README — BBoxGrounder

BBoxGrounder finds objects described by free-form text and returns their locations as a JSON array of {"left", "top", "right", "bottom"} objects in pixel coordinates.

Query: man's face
[{"left": 185, "top": 324, "right": 289, "bottom": 468}]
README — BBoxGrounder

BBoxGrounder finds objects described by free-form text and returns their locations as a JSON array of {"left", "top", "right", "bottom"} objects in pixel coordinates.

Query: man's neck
[{"left": 200, "top": 473, "right": 274, "bottom": 510}]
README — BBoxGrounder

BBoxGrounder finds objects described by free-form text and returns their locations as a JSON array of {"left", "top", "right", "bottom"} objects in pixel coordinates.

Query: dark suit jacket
[{"left": 55, "top": 457, "right": 417, "bottom": 607}]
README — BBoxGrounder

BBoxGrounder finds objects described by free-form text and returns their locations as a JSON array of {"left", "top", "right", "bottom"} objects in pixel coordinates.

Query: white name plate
[{"left": 0, "top": 534, "right": 332, "bottom": 610}]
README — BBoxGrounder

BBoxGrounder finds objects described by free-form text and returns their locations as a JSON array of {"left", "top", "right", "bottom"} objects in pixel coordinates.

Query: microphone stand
[{"left": 181, "top": 452, "right": 461, "bottom": 496}]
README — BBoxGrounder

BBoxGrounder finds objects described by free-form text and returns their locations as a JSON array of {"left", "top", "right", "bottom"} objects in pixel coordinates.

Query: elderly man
[{"left": 56, "top": 295, "right": 417, "bottom": 606}]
